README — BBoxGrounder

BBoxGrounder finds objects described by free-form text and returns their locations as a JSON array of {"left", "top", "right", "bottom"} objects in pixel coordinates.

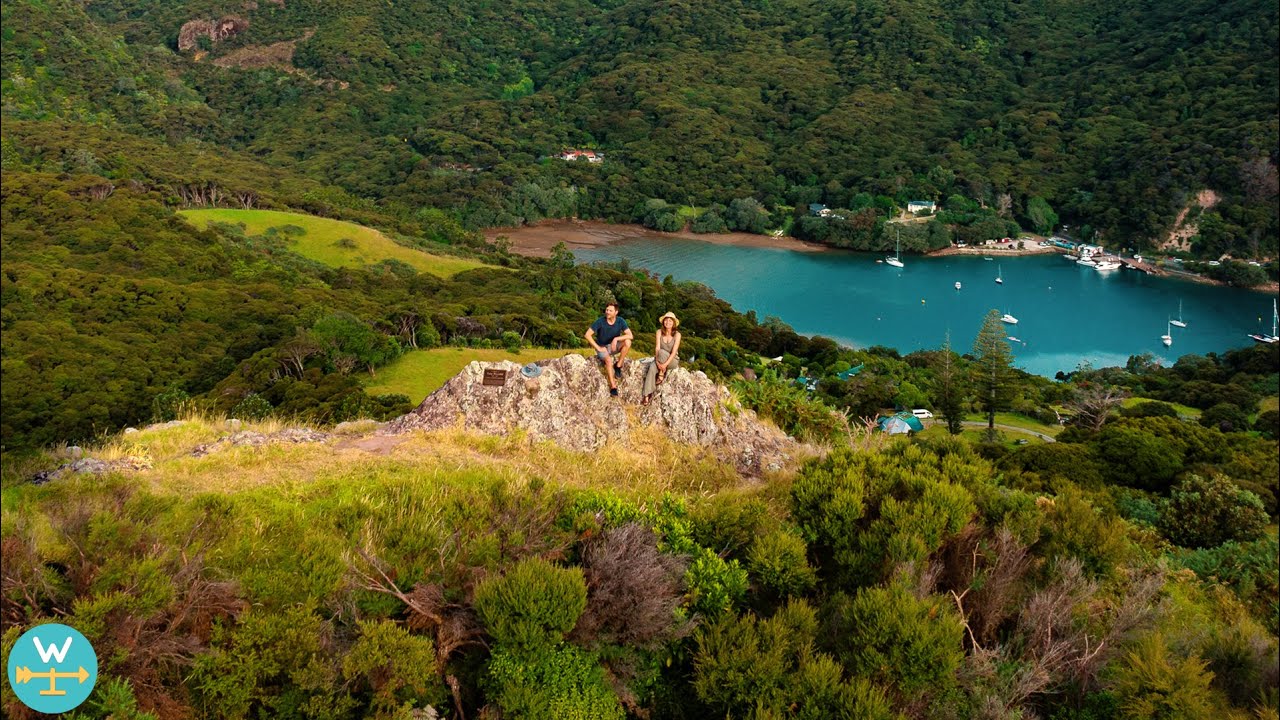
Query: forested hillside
[{"left": 2, "top": 0, "right": 1277, "bottom": 255}]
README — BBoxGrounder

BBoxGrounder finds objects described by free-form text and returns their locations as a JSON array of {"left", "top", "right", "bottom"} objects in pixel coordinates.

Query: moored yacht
[
  {"left": 885, "top": 228, "right": 904, "bottom": 268},
  {"left": 1248, "top": 299, "right": 1279, "bottom": 344}
]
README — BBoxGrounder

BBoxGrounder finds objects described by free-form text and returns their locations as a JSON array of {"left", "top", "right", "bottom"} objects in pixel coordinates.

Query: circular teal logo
[{"left": 7, "top": 623, "right": 98, "bottom": 713}]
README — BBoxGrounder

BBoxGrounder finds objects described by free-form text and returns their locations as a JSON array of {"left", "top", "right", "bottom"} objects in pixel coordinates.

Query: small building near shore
[{"left": 907, "top": 200, "right": 937, "bottom": 214}]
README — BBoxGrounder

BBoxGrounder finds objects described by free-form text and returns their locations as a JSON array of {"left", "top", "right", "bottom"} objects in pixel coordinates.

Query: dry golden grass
[{"left": 58, "top": 405, "right": 799, "bottom": 502}]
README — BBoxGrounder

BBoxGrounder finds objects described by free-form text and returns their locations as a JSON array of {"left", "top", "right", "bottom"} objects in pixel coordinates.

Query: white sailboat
[
  {"left": 954, "top": 281, "right": 962, "bottom": 290},
  {"left": 1170, "top": 300, "right": 1187, "bottom": 328},
  {"left": 995, "top": 264, "right": 1003, "bottom": 284},
  {"left": 885, "top": 227, "right": 904, "bottom": 268},
  {"left": 1248, "top": 299, "right": 1279, "bottom": 344},
  {"left": 1001, "top": 311, "right": 1018, "bottom": 325},
  {"left": 1161, "top": 321, "right": 1172, "bottom": 347}
]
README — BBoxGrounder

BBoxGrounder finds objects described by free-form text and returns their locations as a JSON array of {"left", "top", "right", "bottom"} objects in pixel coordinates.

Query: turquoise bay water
[{"left": 574, "top": 238, "right": 1277, "bottom": 377}]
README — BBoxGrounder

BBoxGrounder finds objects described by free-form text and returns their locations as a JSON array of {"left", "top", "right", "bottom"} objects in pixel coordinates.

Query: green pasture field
[{"left": 180, "top": 208, "right": 488, "bottom": 277}]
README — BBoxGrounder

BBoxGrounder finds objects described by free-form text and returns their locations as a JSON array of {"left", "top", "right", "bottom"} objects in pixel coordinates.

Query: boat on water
[
  {"left": 885, "top": 227, "right": 904, "bottom": 268},
  {"left": 1077, "top": 257, "right": 1098, "bottom": 268},
  {"left": 954, "top": 281, "right": 962, "bottom": 290},
  {"left": 1161, "top": 321, "right": 1173, "bottom": 347},
  {"left": 1008, "top": 336, "right": 1022, "bottom": 343},
  {"left": 1248, "top": 299, "right": 1279, "bottom": 344},
  {"left": 1094, "top": 260, "right": 1122, "bottom": 272},
  {"left": 995, "top": 264, "right": 1003, "bottom": 284},
  {"left": 1064, "top": 253, "right": 1079, "bottom": 261},
  {"left": 982, "top": 256, "right": 994, "bottom": 261},
  {"left": 1001, "top": 312, "right": 1018, "bottom": 325},
  {"left": 1170, "top": 300, "right": 1187, "bottom": 328}
]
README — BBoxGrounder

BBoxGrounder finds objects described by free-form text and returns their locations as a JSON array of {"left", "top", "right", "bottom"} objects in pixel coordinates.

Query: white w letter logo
[{"left": 32, "top": 636, "right": 73, "bottom": 664}]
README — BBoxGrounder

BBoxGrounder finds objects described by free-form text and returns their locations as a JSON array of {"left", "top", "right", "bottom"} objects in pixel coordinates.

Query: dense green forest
[
  {"left": 2, "top": 0, "right": 1279, "bottom": 718},
  {"left": 2, "top": 0, "right": 1277, "bottom": 255}
]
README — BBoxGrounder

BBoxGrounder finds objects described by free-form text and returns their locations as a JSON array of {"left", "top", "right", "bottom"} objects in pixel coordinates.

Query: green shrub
[
  {"left": 1199, "top": 402, "right": 1250, "bottom": 433},
  {"left": 341, "top": 619, "right": 444, "bottom": 714},
  {"left": 65, "top": 676, "right": 158, "bottom": 720},
  {"left": 1110, "top": 633, "right": 1217, "bottom": 720},
  {"left": 693, "top": 600, "right": 894, "bottom": 719},
  {"left": 486, "top": 644, "right": 623, "bottom": 720},
  {"left": 692, "top": 495, "right": 774, "bottom": 559},
  {"left": 791, "top": 446, "right": 976, "bottom": 586},
  {"left": 824, "top": 584, "right": 964, "bottom": 696},
  {"left": 684, "top": 547, "right": 749, "bottom": 617},
  {"left": 229, "top": 392, "right": 273, "bottom": 420},
  {"left": 501, "top": 330, "right": 522, "bottom": 353},
  {"left": 190, "top": 605, "right": 352, "bottom": 719},
  {"left": 150, "top": 386, "right": 191, "bottom": 422},
  {"left": 746, "top": 528, "right": 817, "bottom": 599},
  {"left": 1175, "top": 536, "right": 1279, "bottom": 634},
  {"left": 1157, "top": 474, "right": 1268, "bottom": 549},
  {"left": 691, "top": 209, "right": 728, "bottom": 233},
  {"left": 1198, "top": 626, "right": 1279, "bottom": 709},
  {"left": 1119, "top": 401, "right": 1179, "bottom": 419},
  {"left": 731, "top": 373, "right": 847, "bottom": 444},
  {"left": 474, "top": 557, "right": 587, "bottom": 650},
  {"left": 1254, "top": 409, "right": 1279, "bottom": 440},
  {"left": 1037, "top": 485, "right": 1135, "bottom": 578}
]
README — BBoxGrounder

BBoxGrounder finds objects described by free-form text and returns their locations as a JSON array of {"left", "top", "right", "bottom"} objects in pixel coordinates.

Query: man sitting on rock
[{"left": 585, "top": 301, "right": 633, "bottom": 397}]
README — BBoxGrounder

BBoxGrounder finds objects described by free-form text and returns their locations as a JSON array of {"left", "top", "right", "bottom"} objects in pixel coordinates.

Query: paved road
[{"left": 954, "top": 420, "right": 1058, "bottom": 443}]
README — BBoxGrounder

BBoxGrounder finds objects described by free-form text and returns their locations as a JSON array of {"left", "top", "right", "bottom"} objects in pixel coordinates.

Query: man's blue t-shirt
[{"left": 591, "top": 316, "right": 629, "bottom": 346}]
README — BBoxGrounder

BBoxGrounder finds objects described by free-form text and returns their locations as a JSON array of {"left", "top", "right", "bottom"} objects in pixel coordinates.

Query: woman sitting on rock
[{"left": 642, "top": 312, "right": 682, "bottom": 406}]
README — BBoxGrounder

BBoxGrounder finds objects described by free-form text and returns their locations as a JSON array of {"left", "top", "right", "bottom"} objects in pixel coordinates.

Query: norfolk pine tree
[
  {"left": 934, "top": 333, "right": 966, "bottom": 435},
  {"left": 972, "top": 310, "right": 1015, "bottom": 435}
]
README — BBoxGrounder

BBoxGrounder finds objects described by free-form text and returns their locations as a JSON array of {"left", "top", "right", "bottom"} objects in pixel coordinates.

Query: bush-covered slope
[{"left": 3, "top": 0, "right": 1276, "bottom": 254}]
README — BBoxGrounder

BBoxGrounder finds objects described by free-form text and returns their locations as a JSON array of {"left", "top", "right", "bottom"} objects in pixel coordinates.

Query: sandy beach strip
[{"left": 485, "top": 219, "right": 827, "bottom": 258}]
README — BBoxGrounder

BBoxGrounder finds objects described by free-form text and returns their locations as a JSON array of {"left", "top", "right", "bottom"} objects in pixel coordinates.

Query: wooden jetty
[{"left": 1117, "top": 256, "right": 1164, "bottom": 275}]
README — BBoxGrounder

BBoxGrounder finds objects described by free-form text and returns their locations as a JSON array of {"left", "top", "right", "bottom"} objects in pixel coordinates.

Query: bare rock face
[
  {"left": 386, "top": 354, "right": 801, "bottom": 476},
  {"left": 178, "top": 16, "right": 249, "bottom": 52}
]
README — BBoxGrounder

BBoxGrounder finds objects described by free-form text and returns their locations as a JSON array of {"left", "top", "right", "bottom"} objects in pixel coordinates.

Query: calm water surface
[{"left": 574, "top": 238, "right": 1278, "bottom": 377}]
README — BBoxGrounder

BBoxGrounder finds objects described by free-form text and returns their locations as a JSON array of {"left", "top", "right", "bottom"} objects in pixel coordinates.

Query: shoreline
[
  {"left": 485, "top": 218, "right": 827, "bottom": 258},
  {"left": 487, "top": 219, "right": 1278, "bottom": 293}
]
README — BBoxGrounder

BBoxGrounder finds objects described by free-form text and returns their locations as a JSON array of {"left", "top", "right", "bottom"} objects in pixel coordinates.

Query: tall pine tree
[
  {"left": 934, "top": 333, "right": 966, "bottom": 435},
  {"left": 972, "top": 310, "right": 1015, "bottom": 436}
]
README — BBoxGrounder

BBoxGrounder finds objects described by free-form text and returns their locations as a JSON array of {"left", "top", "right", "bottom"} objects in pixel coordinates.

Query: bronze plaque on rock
[{"left": 482, "top": 369, "right": 508, "bottom": 386}]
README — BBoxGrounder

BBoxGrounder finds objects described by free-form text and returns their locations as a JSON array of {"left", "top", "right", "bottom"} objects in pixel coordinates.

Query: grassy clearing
[
  {"left": 917, "top": 424, "right": 1050, "bottom": 447},
  {"left": 1119, "top": 397, "right": 1203, "bottom": 418},
  {"left": 365, "top": 347, "right": 592, "bottom": 401},
  {"left": 962, "top": 412, "right": 1063, "bottom": 437},
  {"left": 179, "top": 208, "right": 488, "bottom": 277},
  {"left": 1258, "top": 396, "right": 1278, "bottom": 414},
  {"left": 1, "top": 411, "right": 756, "bottom": 503}
]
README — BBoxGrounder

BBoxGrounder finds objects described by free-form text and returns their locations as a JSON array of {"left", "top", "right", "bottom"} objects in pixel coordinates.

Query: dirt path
[{"left": 959, "top": 420, "right": 1058, "bottom": 442}]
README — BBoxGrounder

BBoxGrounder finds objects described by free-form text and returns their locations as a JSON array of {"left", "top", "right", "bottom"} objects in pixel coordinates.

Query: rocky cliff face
[
  {"left": 178, "top": 16, "right": 249, "bottom": 52},
  {"left": 386, "top": 354, "right": 801, "bottom": 477}
]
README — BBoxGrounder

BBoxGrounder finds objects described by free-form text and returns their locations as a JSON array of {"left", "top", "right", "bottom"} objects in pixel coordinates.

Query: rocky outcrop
[
  {"left": 385, "top": 354, "right": 802, "bottom": 477},
  {"left": 178, "top": 16, "right": 249, "bottom": 52},
  {"left": 31, "top": 456, "right": 152, "bottom": 485},
  {"left": 190, "top": 428, "right": 329, "bottom": 457}
]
